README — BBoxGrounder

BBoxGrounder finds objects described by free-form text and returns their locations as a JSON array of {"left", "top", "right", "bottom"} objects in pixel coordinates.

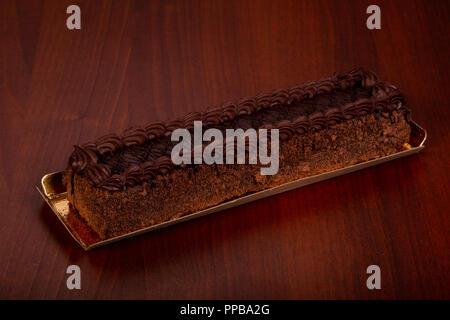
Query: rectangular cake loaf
[{"left": 64, "top": 68, "right": 411, "bottom": 239}]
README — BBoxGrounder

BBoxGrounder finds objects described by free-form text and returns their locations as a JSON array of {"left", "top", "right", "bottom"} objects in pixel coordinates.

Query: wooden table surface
[{"left": 1, "top": 0, "right": 449, "bottom": 299}]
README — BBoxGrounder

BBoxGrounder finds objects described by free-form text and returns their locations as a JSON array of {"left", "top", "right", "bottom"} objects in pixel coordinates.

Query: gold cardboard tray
[{"left": 37, "top": 121, "right": 427, "bottom": 250}]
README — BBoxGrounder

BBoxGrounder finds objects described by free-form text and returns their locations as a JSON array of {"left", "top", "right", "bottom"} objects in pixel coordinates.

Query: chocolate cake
[{"left": 64, "top": 68, "right": 412, "bottom": 238}]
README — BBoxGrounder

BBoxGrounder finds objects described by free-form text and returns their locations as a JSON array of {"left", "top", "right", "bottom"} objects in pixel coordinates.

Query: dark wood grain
[{"left": 0, "top": 0, "right": 449, "bottom": 299}]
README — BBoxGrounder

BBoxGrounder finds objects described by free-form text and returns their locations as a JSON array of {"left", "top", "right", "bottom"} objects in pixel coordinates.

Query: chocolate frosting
[{"left": 68, "top": 68, "right": 408, "bottom": 191}]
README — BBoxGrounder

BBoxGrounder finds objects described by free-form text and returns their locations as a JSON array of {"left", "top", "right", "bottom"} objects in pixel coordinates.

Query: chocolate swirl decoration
[
  {"left": 324, "top": 108, "right": 344, "bottom": 126},
  {"left": 86, "top": 163, "right": 111, "bottom": 186},
  {"left": 203, "top": 107, "right": 223, "bottom": 127},
  {"left": 145, "top": 122, "right": 166, "bottom": 139},
  {"left": 141, "top": 161, "right": 158, "bottom": 181},
  {"left": 165, "top": 120, "right": 185, "bottom": 134},
  {"left": 291, "top": 115, "right": 309, "bottom": 134},
  {"left": 124, "top": 165, "right": 143, "bottom": 187},
  {"left": 183, "top": 111, "right": 203, "bottom": 130},
  {"left": 268, "top": 88, "right": 289, "bottom": 107},
  {"left": 277, "top": 120, "right": 297, "bottom": 141},
  {"left": 67, "top": 68, "right": 408, "bottom": 191},
  {"left": 96, "top": 134, "right": 123, "bottom": 155},
  {"left": 220, "top": 103, "right": 238, "bottom": 122},
  {"left": 122, "top": 127, "right": 148, "bottom": 147},
  {"left": 309, "top": 112, "right": 327, "bottom": 132},
  {"left": 98, "top": 174, "right": 125, "bottom": 191},
  {"left": 69, "top": 144, "right": 98, "bottom": 172}
]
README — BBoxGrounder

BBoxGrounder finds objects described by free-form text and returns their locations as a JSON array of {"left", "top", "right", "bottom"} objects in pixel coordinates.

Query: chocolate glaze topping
[{"left": 68, "top": 68, "right": 408, "bottom": 191}]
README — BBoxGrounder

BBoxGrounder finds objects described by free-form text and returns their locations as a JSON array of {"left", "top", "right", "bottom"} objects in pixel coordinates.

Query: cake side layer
[{"left": 66, "top": 110, "right": 411, "bottom": 238}]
